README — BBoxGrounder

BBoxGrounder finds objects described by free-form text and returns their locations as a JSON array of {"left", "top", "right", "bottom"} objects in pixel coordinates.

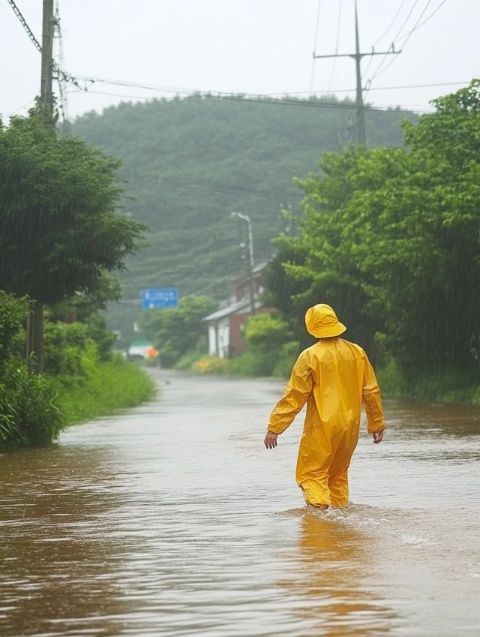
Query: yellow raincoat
[{"left": 267, "top": 304, "right": 384, "bottom": 507}]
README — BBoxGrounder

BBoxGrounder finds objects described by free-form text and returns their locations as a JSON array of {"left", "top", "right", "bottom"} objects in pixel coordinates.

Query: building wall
[
  {"left": 208, "top": 319, "right": 231, "bottom": 358},
  {"left": 229, "top": 313, "right": 248, "bottom": 356},
  {"left": 208, "top": 324, "right": 217, "bottom": 357}
]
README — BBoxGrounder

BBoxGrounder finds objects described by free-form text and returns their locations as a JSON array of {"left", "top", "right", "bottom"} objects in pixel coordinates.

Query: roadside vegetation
[
  {"left": 0, "top": 112, "right": 153, "bottom": 451},
  {"left": 262, "top": 82, "right": 480, "bottom": 404}
]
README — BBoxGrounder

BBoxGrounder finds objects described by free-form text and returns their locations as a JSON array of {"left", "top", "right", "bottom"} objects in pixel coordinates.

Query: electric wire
[
  {"left": 309, "top": 0, "right": 322, "bottom": 91},
  {"left": 54, "top": 1, "right": 69, "bottom": 125},
  {"left": 5, "top": 0, "right": 459, "bottom": 119},
  {"left": 363, "top": 0, "right": 408, "bottom": 77},
  {"left": 6, "top": 0, "right": 41, "bottom": 52},
  {"left": 368, "top": 0, "right": 420, "bottom": 82},
  {"left": 369, "top": 0, "right": 448, "bottom": 85},
  {"left": 327, "top": 0, "right": 343, "bottom": 92},
  {"left": 372, "top": 0, "right": 434, "bottom": 80}
]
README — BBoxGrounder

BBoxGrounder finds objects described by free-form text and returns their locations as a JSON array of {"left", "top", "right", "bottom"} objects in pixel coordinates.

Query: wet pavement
[{"left": 1, "top": 370, "right": 480, "bottom": 636}]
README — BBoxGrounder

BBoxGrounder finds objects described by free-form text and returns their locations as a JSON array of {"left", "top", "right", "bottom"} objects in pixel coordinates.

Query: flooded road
[{"left": 1, "top": 370, "right": 480, "bottom": 636}]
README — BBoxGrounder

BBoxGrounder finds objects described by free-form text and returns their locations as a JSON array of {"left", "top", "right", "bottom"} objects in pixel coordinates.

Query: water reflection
[
  {"left": 282, "top": 509, "right": 396, "bottom": 636},
  {"left": 0, "top": 445, "right": 135, "bottom": 637}
]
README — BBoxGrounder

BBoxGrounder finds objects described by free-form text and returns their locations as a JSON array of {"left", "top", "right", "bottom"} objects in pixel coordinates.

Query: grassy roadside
[
  {"left": 54, "top": 357, "right": 157, "bottom": 426},
  {"left": 377, "top": 359, "right": 480, "bottom": 405}
]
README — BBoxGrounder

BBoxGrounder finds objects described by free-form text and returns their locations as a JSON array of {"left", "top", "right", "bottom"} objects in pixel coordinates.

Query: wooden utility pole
[
  {"left": 27, "top": 0, "right": 54, "bottom": 372},
  {"left": 314, "top": 0, "right": 400, "bottom": 145}
]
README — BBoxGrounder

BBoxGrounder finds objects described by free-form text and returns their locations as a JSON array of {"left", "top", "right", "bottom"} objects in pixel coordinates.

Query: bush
[
  {"left": 43, "top": 321, "right": 89, "bottom": 376},
  {"left": 54, "top": 355, "right": 156, "bottom": 425},
  {"left": 0, "top": 359, "right": 62, "bottom": 449},
  {"left": 273, "top": 341, "right": 301, "bottom": 378},
  {"left": 0, "top": 292, "right": 29, "bottom": 368},
  {"left": 192, "top": 356, "right": 230, "bottom": 375},
  {"left": 141, "top": 295, "right": 216, "bottom": 367}
]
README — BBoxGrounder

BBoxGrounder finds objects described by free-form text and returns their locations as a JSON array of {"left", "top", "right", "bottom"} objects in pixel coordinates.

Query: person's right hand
[
  {"left": 264, "top": 431, "right": 278, "bottom": 449},
  {"left": 372, "top": 430, "right": 384, "bottom": 444}
]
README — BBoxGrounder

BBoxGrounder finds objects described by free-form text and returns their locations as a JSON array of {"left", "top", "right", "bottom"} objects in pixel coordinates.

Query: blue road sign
[{"left": 141, "top": 287, "right": 179, "bottom": 310}]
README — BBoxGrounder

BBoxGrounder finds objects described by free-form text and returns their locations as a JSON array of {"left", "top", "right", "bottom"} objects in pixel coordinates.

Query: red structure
[{"left": 204, "top": 264, "right": 271, "bottom": 358}]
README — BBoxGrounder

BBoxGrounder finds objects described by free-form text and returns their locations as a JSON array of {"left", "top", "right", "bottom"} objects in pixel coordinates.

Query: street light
[{"left": 230, "top": 211, "right": 255, "bottom": 315}]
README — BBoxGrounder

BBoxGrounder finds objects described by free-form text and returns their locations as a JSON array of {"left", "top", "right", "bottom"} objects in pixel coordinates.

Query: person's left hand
[
  {"left": 372, "top": 430, "right": 384, "bottom": 444},
  {"left": 264, "top": 431, "right": 278, "bottom": 449}
]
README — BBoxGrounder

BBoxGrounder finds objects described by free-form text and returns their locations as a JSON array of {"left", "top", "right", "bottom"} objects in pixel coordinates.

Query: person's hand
[
  {"left": 372, "top": 430, "right": 384, "bottom": 444},
  {"left": 264, "top": 431, "right": 278, "bottom": 449}
]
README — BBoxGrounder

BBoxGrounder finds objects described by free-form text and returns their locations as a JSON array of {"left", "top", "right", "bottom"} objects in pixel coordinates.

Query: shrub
[
  {"left": 192, "top": 356, "right": 229, "bottom": 375},
  {"left": 43, "top": 321, "right": 89, "bottom": 376},
  {"left": 0, "top": 292, "right": 29, "bottom": 368},
  {"left": 0, "top": 359, "right": 62, "bottom": 449}
]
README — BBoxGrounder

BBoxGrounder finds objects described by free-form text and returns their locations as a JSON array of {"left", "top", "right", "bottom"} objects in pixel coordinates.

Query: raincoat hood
[{"left": 305, "top": 304, "right": 346, "bottom": 338}]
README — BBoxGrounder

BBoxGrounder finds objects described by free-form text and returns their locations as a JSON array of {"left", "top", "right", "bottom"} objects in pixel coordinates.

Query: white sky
[{"left": 1, "top": 0, "right": 479, "bottom": 121}]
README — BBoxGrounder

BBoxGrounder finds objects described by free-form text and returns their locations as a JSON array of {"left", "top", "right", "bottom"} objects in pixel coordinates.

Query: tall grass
[{"left": 55, "top": 356, "right": 156, "bottom": 426}]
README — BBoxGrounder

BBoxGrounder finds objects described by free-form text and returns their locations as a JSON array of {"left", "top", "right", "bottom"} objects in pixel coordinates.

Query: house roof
[{"left": 204, "top": 298, "right": 263, "bottom": 322}]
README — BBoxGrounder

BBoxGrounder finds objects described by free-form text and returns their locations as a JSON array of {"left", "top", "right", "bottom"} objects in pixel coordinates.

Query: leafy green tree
[
  {"left": 0, "top": 114, "right": 144, "bottom": 303},
  {"left": 266, "top": 81, "right": 480, "bottom": 375},
  {"left": 141, "top": 295, "right": 217, "bottom": 367}
]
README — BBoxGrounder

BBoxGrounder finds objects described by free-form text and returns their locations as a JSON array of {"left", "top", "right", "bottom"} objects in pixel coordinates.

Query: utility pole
[
  {"left": 27, "top": 0, "right": 54, "bottom": 372},
  {"left": 40, "top": 0, "right": 54, "bottom": 128},
  {"left": 231, "top": 212, "right": 256, "bottom": 315},
  {"left": 314, "top": 0, "right": 400, "bottom": 145}
]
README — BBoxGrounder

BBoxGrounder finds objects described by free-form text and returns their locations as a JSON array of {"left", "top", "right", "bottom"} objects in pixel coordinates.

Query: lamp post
[{"left": 231, "top": 212, "right": 255, "bottom": 315}]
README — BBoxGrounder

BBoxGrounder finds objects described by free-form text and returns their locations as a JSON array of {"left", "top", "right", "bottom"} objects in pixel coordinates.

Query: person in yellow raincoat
[{"left": 264, "top": 304, "right": 385, "bottom": 509}]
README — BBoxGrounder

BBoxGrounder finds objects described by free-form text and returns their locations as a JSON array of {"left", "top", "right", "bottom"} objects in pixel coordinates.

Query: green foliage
[
  {"left": 273, "top": 341, "right": 302, "bottom": 378},
  {"left": 0, "top": 291, "right": 62, "bottom": 450},
  {"left": 192, "top": 356, "right": 230, "bottom": 375},
  {"left": 49, "top": 273, "right": 122, "bottom": 323},
  {"left": 71, "top": 95, "right": 416, "bottom": 318},
  {"left": 84, "top": 314, "right": 116, "bottom": 361},
  {"left": 43, "top": 321, "right": 89, "bottom": 376},
  {"left": 141, "top": 295, "right": 217, "bottom": 367},
  {"left": 0, "top": 291, "right": 29, "bottom": 367},
  {"left": 0, "top": 113, "right": 145, "bottom": 304},
  {"left": 244, "top": 314, "right": 292, "bottom": 350},
  {"left": 266, "top": 82, "right": 480, "bottom": 382},
  {"left": 54, "top": 354, "right": 156, "bottom": 426},
  {"left": 226, "top": 314, "right": 300, "bottom": 377},
  {"left": 0, "top": 358, "right": 62, "bottom": 450}
]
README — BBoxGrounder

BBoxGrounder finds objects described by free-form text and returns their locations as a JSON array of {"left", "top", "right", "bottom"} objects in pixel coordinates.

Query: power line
[
  {"left": 369, "top": 0, "right": 449, "bottom": 85},
  {"left": 309, "top": 0, "right": 322, "bottom": 91},
  {"left": 6, "top": 0, "right": 42, "bottom": 52},
  {"left": 363, "top": 0, "right": 408, "bottom": 77},
  {"left": 327, "top": 0, "right": 343, "bottom": 93},
  {"left": 66, "top": 87, "right": 436, "bottom": 115},
  {"left": 313, "top": 0, "right": 400, "bottom": 143},
  {"left": 54, "top": 1, "right": 69, "bottom": 124},
  {"left": 368, "top": 0, "right": 420, "bottom": 82},
  {"left": 70, "top": 76, "right": 469, "bottom": 97}
]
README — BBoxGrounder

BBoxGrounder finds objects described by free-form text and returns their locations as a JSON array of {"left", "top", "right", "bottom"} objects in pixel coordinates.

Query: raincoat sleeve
[
  {"left": 267, "top": 351, "right": 313, "bottom": 435},
  {"left": 362, "top": 355, "right": 385, "bottom": 434}
]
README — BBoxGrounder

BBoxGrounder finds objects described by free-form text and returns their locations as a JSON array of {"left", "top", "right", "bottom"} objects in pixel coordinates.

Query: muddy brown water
[{"left": 1, "top": 370, "right": 479, "bottom": 636}]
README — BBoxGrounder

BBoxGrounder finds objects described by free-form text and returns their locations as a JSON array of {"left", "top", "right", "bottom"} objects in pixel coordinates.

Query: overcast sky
[{"left": 1, "top": 0, "right": 479, "bottom": 121}]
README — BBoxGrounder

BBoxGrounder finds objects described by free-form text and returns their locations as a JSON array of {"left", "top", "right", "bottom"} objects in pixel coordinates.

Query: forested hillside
[{"left": 73, "top": 96, "right": 417, "bottom": 305}]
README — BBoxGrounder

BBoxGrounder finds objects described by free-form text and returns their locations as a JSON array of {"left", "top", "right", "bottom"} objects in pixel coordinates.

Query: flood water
[{"left": 1, "top": 370, "right": 479, "bottom": 636}]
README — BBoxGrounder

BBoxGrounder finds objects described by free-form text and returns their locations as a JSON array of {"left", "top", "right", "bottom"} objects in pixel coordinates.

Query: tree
[
  {"left": 266, "top": 81, "right": 480, "bottom": 374},
  {"left": 0, "top": 113, "right": 145, "bottom": 369},
  {"left": 141, "top": 295, "right": 217, "bottom": 367},
  {"left": 0, "top": 114, "right": 144, "bottom": 302}
]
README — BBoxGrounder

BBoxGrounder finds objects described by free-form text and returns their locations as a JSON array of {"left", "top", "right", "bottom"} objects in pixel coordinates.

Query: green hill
[{"left": 72, "top": 95, "right": 417, "bottom": 343}]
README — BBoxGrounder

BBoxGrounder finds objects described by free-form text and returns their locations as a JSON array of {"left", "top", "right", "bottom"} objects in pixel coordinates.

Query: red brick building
[{"left": 204, "top": 264, "right": 271, "bottom": 358}]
